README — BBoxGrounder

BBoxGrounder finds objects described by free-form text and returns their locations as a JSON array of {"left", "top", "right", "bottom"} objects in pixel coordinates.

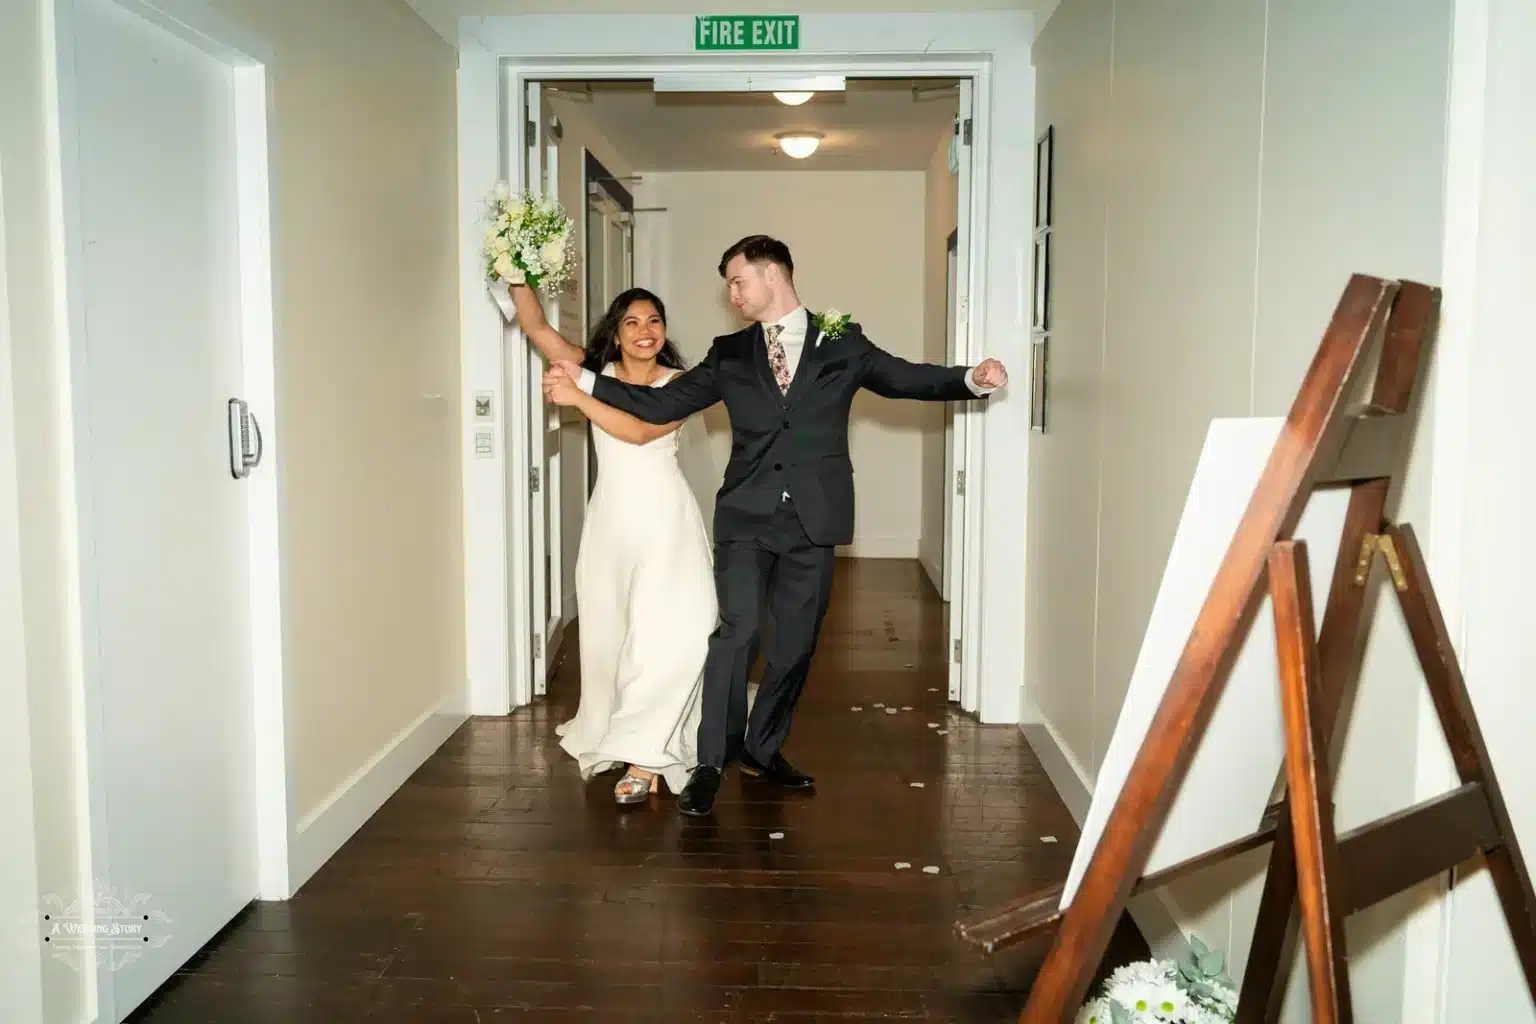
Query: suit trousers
[{"left": 697, "top": 495, "right": 837, "bottom": 770}]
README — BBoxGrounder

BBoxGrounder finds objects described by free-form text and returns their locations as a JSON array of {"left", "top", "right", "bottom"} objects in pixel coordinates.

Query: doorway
[
  {"left": 49, "top": 0, "right": 284, "bottom": 1018},
  {"left": 510, "top": 73, "right": 981, "bottom": 713},
  {"left": 457, "top": 11, "right": 1036, "bottom": 723}
]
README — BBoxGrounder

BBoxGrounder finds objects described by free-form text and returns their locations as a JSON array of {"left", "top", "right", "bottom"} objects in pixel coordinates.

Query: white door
[
  {"left": 524, "top": 82, "right": 562, "bottom": 694},
  {"left": 65, "top": 0, "right": 259, "bottom": 1015},
  {"left": 948, "top": 80, "right": 976, "bottom": 708}
]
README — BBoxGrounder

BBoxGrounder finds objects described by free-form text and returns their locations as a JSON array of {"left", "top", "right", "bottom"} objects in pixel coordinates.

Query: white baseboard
[
  {"left": 835, "top": 535, "right": 920, "bottom": 559},
  {"left": 288, "top": 681, "right": 469, "bottom": 893},
  {"left": 919, "top": 549, "right": 943, "bottom": 594},
  {"left": 1021, "top": 722, "right": 1194, "bottom": 962}
]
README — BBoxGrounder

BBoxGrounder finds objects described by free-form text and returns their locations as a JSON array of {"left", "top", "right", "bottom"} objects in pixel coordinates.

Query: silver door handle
[{"left": 228, "top": 398, "right": 264, "bottom": 479}]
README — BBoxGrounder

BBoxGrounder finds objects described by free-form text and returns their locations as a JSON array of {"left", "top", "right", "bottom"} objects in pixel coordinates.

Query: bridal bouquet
[
  {"left": 1077, "top": 937, "right": 1237, "bottom": 1024},
  {"left": 481, "top": 181, "right": 575, "bottom": 292}
]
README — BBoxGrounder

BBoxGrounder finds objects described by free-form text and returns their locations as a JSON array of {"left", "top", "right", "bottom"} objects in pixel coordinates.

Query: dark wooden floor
[{"left": 130, "top": 559, "right": 1147, "bottom": 1022}]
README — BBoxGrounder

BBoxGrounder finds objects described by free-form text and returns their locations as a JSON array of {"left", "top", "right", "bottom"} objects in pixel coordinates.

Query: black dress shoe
[
  {"left": 678, "top": 766, "right": 722, "bottom": 817},
  {"left": 739, "top": 751, "right": 814, "bottom": 789}
]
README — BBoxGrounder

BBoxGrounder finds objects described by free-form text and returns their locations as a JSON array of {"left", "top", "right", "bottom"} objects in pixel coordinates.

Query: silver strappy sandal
[{"left": 614, "top": 770, "right": 658, "bottom": 805}]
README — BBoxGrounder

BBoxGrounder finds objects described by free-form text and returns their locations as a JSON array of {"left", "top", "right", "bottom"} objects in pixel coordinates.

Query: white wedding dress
[{"left": 554, "top": 364, "right": 717, "bottom": 794}]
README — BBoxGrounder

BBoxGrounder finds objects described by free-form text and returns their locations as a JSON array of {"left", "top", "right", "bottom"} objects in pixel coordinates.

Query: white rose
[
  {"left": 493, "top": 254, "right": 516, "bottom": 281},
  {"left": 493, "top": 181, "right": 510, "bottom": 202},
  {"left": 540, "top": 236, "right": 565, "bottom": 268}
]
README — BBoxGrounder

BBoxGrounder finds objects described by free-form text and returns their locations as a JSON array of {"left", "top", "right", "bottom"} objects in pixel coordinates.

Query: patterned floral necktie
[{"left": 765, "top": 324, "right": 792, "bottom": 394}]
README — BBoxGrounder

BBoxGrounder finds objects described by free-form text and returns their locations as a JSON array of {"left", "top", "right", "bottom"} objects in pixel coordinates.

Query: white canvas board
[{"left": 1061, "top": 416, "right": 1350, "bottom": 909}]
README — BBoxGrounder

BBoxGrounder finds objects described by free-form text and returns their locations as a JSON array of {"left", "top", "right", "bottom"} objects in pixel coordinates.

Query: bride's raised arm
[{"left": 507, "top": 283, "right": 586, "bottom": 366}]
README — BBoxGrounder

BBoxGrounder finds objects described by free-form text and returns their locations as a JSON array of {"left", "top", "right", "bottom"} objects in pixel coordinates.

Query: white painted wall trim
[
  {"left": 456, "top": 10, "right": 1036, "bottom": 725},
  {"left": 836, "top": 537, "right": 922, "bottom": 560},
  {"left": 289, "top": 683, "right": 469, "bottom": 893},
  {"left": 1021, "top": 723, "right": 1195, "bottom": 962},
  {"left": 920, "top": 550, "right": 944, "bottom": 595},
  {"left": 44, "top": 9, "right": 288, "bottom": 1018}
]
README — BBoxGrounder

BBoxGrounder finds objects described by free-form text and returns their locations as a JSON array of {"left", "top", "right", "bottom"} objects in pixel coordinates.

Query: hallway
[{"left": 128, "top": 560, "right": 1147, "bottom": 1022}]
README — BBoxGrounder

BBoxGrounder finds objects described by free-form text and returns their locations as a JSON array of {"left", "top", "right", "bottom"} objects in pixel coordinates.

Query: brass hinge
[
  {"left": 953, "top": 639, "right": 962, "bottom": 663},
  {"left": 532, "top": 632, "right": 542, "bottom": 658},
  {"left": 1353, "top": 532, "right": 1407, "bottom": 591},
  {"left": 962, "top": 118, "right": 973, "bottom": 145},
  {"left": 956, "top": 470, "right": 966, "bottom": 497}
]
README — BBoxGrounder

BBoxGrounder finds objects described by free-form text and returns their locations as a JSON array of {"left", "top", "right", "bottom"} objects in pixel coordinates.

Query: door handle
[{"left": 227, "top": 398, "right": 264, "bottom": 479}]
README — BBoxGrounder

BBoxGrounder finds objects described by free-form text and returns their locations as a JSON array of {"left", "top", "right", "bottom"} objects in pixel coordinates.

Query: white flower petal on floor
[
  {"left": 922, "top": 866, "right": 940, "bottom": 874},
  {"left": 1042, "top": 835, "right": 1058, "bottom": 843},
  {"left": 895, "top": 862, "right": 911, "bottom": 869},
  {"left": 769, "top": 832, "right": 784, "bottom": 839},
  {"left": 910, "top": 782, "right": 925, "bottom": 788}
]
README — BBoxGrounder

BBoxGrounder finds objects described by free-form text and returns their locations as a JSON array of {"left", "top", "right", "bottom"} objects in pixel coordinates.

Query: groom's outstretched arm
[
  {"left": 567, "top": 344, "right": 723, "bottom": 424},
  {"left": 856, "top": 326, "right": 1003, "bottom": 402}
]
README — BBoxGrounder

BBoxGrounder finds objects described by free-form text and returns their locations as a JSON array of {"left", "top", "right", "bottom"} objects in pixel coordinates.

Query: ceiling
[{"left": 544, "top": 79, "right": 960, "bottom": 172}]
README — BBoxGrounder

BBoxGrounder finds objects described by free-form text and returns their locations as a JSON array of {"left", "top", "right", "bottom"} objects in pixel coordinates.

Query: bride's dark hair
[{"left": 581, "top": 287, "right": 687, "bottom": 373}]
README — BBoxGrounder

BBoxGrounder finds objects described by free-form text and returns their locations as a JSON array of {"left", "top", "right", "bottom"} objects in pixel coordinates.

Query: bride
[{"left": 506, "top": 282, "right": 716, "bottom": 805}]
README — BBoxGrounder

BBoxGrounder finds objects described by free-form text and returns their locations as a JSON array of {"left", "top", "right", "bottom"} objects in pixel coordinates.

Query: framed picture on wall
[
  {"left": 1034, "top": 125, "right": 1053, "bottom": 232},
  {"left": 1030, "top": 335, "right": 1049, "bottom": 433},
  {"left": 1032, "top": 234, "right": 1051, "bottom": 331}
]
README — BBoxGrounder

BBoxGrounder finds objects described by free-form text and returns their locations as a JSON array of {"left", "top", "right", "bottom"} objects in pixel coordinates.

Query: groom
[{"left": 544, "top": 235, "right": 1007, "bottom": 816}]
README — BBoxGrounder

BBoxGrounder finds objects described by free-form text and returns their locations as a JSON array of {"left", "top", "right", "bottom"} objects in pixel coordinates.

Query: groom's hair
[{"left": 718, "top": 234, "right": 793, "bottom": 281}]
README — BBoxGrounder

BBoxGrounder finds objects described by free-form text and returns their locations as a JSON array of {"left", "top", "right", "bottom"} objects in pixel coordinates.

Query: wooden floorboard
[{"left": 128, "top": 559, "right": 1148, "bottom": 1022}]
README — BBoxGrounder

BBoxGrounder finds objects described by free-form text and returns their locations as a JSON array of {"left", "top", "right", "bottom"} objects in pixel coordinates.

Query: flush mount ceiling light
[
  {"left": 773, "top": 91, "right": 814, "bottom": 105},
  {"left": 776, "top": 132, "right": 823, "bottom": 159}
]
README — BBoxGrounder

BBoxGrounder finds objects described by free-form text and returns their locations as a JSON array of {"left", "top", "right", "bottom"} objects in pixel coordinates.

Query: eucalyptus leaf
[
  {"left": 1109, "top": 1001, "right": 1132, "bottom": 1024},
  {"left": 1200, "top": 950, "right": 1225, "bottom": 975}
]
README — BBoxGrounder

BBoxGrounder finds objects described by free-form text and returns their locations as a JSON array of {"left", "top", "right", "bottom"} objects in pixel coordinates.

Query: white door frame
[
  {"left": 456, "top": 11, "right": 1037, "bottom": 723},
  {"left": 45, "top": 3, "right": 290, "bottom": 1015},
  {"left": 0, "top": 156, "right": 48, "bottom": 1024}
]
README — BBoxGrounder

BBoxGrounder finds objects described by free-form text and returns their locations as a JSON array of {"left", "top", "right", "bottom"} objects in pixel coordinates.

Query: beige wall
[
  {"left": 1436, "top": 2, "right": 1536, "bottom": 1016},
  {"left": 209, "top": 0, "right": 465, "bottom": 825},
  {"left": 635, "top": 170, "right": 933, "bottom": 556},
  {"left": 919, "top": 131, "right": 959, "bottom": 589},
  {"left": 1028, "top": 0, "right": 1452, "bottom": 1018},
  {"left": 3, "top": 1, "right": 463, "bottom": 1016}
]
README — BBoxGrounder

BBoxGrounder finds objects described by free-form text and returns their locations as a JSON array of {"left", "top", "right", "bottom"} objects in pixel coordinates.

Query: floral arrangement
[
  {"left": 812, "top": 308, "right": 851, "bottom": 339},
  {"left": 481, "top": 181, "right": 575, "bottom": 291},
  {"left": 1076, "top": 936, "right": 1237, "bottom": 1024}
]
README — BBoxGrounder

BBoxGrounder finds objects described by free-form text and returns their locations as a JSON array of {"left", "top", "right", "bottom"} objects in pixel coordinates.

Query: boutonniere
[{"left": 812, "top": 309, "right": 851, "bottom": 339}]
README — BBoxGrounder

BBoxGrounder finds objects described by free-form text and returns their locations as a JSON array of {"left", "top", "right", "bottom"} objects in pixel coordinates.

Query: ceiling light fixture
[
  {"left": 775, "top": 132, "right": 823, "bottom": 159},
  {"left": 773, "top": 91, "right": 814, "bottom": 105}
]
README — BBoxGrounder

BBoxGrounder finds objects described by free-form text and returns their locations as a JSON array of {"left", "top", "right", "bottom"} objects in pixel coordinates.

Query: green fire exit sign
[{"left": 694, "top": 15, "right": 800, "bottom": 50}]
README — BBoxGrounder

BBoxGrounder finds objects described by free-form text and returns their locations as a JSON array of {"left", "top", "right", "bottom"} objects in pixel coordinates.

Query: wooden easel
[{"left": 955, "top": 275, "right": 1536, "bottom": 1022}]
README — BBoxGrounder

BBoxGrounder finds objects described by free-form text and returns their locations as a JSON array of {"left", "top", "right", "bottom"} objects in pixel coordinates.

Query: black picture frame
[
  {"left": 1030, "top": 334, "right": 1049, "bottom": 433},
  {"left": 1034, "top": 125, "right": 1053, "bottom": 232},
  {"left": 1031, "top": 233, "right": 1051, "bottom": 331}
]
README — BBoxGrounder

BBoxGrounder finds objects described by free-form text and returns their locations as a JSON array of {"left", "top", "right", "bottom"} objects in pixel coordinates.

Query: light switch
[
  {"left": 474, "top": 430, "right": 494, "bottom": 457},
  {"left": 474, "top": 391, "right": 494, "bottom": 419}
]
